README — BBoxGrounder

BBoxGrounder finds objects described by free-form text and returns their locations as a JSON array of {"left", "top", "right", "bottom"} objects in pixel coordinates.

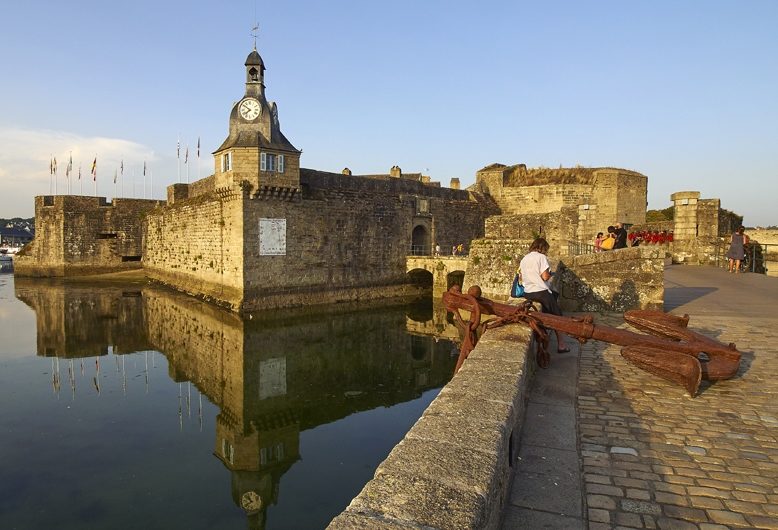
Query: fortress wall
[
  {"left": 559, "top": 246, "right": 665, "bottom": 312},
  {"left": 484, "top": 209, "right": 578, "bottom": 252},
  {"left": 189, "top": 174, "right": 216, "bottom": 198},
  {"left": 14, "top": 196, "right": 159, "bottom": 277},
  {"left": 238, "top": 171, "right": 491, "bottom": 311},
  {"left": 13, "top": 196, "right": 66, "bottom": 275},
  {"left": 697, "top": 199, "right": 721, "bottom": 238},
  {"left": 143, "top": 191, "right": 245, "bottom": 310},
  {"left": 497, "top": 183, "right": 593, "bottom": 215},
  {"left": 597, "top": 170, "right": 648, "bottom": 228}
]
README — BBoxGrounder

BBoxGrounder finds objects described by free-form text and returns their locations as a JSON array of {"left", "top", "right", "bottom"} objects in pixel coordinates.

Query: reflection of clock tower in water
[{"left": 213, "top": 46, "right": 301, "bottom": 198}]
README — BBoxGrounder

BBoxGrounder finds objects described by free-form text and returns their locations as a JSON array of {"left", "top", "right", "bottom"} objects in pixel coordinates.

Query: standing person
[
  {"left": 614, "top": 222, "right": 628, "bottom": 249},
  {"left": 457, "top": 243, "right": 464, "bottom": 255},
  {"left": 727, "top": 226, "right": 749, "bottom": 273},
  {"left": 434, "top": 244, "right": 440, "bottom": 257},
  {"left": 519, "top": 237, "right": 570, "bottom": 353},
  {"left": 594, "top": 232, "right": 604, "bottom": 252}
]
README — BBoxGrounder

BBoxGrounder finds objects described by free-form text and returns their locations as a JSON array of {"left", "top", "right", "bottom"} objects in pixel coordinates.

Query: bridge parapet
[{"left": 406, "top": 256, "right": 469, "bottom": 298}]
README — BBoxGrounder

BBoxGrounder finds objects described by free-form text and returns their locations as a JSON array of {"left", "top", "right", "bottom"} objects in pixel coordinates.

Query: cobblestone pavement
[{"left": 580, "top": 266, "right": 778, "bottom": 529}]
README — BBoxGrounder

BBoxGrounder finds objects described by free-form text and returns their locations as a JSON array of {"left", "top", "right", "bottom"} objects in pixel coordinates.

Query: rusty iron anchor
[{"left": 442, "top": 285, "right": 742, "bottom": 397}]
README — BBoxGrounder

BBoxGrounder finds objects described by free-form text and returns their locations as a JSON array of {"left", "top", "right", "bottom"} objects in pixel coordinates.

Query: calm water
[{"left": 0, "top": 274, "right": 457, "bottom": 529}]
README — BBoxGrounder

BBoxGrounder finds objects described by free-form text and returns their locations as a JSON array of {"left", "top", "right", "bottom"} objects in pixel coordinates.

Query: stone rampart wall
[
  {"left": 143, "top": 191, "right": 246, "bottom": 310},
  {"left": 463, "top": 238, "right": 532, "bottom": 301},
  {"left": 558, "top": 246, "right": 665, "bottom": 312},
  {"left": 497, "top": 184, "right": 592, "bottom": 215},
  {"left": 236, "top": 172, "right": 491, "bottom": 311},
  {"left": 484, "top": 209, "right": 578, "bottom": 256},
  {"left": 473, "top": 166, "right": 647, "bottom": 246},
  {"left": 329, "top": 323, "right": 534, "bottom": 529},
  {"left": 15, "top": 196, "right": 159, "bottom": 277}
]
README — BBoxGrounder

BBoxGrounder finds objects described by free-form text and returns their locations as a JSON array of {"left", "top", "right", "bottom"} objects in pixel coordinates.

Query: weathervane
[{"left": 251, "top": 24, "right": 259, "bottom": 50}]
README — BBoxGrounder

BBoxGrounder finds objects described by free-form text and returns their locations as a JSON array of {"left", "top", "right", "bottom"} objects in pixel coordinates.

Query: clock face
[{"left": 239, "top": 98, "right": 261, "bottom": 120}]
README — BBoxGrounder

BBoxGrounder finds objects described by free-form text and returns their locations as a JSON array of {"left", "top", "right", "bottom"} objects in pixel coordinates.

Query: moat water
[{"left": 0, "top": 274, "right": 457, "bottom": 529}]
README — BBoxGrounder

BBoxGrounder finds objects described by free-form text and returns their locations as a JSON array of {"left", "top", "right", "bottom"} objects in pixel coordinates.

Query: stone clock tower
[{"left": 213, "top": 47, "right": 301, "bottom": 200}]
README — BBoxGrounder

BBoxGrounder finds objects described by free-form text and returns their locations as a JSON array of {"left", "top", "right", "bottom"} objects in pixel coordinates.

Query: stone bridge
[{"left": 406, "top": 255, "right": 469, "bottom": 298}]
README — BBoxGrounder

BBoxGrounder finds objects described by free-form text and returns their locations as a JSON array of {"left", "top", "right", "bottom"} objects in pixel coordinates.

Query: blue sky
[{"left": 2, "top": 0, "right": 777, "bottom": 225}]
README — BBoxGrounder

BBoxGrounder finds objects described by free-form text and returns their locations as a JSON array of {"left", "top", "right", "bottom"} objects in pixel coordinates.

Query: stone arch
[
  {"left": 411, "top": 224, "right": 430, "bottom": 256},
  {"left": 407, "top": 268, "right": 433, "bottom": 289},
  {"left": 446, "top": 270, "right": 465, "bottom": 291}
]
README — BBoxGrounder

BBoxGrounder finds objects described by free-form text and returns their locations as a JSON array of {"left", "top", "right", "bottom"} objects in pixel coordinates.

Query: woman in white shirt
[{"left": 519, "top": 237, "right": 570, "bottom": 353}]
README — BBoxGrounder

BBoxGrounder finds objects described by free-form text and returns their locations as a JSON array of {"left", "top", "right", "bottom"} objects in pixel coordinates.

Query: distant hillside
[{"left": 1, "top": 217, "right": 35, "bottom": 231}]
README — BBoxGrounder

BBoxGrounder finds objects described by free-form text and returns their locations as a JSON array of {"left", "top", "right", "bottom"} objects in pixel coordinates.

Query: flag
[
  {"left": 177, "top": 139, "right": 180, "bottom": 159},
  {"left": 197, "top": 137, "right": 200, "bottom": 158},
  {"left": 78, "top": 164, "right": 82, "bottom": 180},
  {"left": 50, "top": 158, "right": 53, "bottom": 175},
  {"left": 53, "top": 157, "right": 58, "bottom": 174},
  {"left": 91, "top": 157, "right": 97, "bottom": 181},
  {"left": 143, "top": 161, "right": 146, "bottom": 176},
  {"left": 185, "top": 147, "right": 189, "bottom": 164},
  {"left": 120, "top": 160, "right": 124, "bottom": 175},
  {"left": 113, "top": 169, "right": 117, "bottom": 184},
  {"left": 66, "top": 154, "right": 72, "bottom": 178}
]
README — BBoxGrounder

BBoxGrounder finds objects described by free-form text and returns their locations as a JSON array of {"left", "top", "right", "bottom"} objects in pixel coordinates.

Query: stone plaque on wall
[
  {"left": 259, "top": 357, "right": 287, "bottom": 399},
  {"left": 259, "top": 218, "right": 286, "bottom": 256}
]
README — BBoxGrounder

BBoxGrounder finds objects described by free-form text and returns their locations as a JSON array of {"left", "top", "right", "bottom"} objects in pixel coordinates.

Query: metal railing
[{"left": 568, "top": 241, "right": 596, "bottom": 256}]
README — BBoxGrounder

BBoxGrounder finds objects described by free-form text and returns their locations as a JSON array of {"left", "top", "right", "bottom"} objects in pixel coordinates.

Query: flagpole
[
  {"left": 177, "top": 135, "right": 181, "bottom": 183},
  {"left": 79, "top": 164, "right": 83, "bottom": 195},
  {"left": 54, "top": 156, "right": 58, "bottom": 195},
  {"left": 150, "top": 169, "right": 153, "bottom": 199},
  {"left": 197, "top": 136, "right": 201, "bottom": 181},
  {"left": 49, "top": 155, "right": 53, "bottom": 194},
  {"left": 186, "top": 146, "right": 190, "bottom": 183},
  {"left": 132, "top": 168, "right": 135, "bottom": 198}
]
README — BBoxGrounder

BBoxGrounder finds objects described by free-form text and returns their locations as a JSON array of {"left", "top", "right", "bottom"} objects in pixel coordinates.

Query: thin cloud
[{"left": 0, "top": 127, "right": 155, "bottom": 217}]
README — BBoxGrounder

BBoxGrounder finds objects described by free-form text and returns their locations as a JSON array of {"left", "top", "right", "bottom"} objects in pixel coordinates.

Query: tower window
[
  {"left": 222, "top": 152, "right": 232, "bottom": 172},
  {"left": 260, "top": 153, "right": 285, "bottom": 173},
  {"left": 249, "top": 67, "right": 258, "bottom": 81}
]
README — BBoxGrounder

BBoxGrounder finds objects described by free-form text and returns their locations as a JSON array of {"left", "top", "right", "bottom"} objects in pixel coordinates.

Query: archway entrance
[{"left": 411, "top": 225, "right": 430, "bottom": 256}]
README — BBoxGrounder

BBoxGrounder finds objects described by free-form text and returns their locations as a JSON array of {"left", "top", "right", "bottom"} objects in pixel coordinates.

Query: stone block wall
[
  {"left": 697, "top": 199, "right": 721, "bottom": 238},
  {"left": 463, "top": 238, "right": 531, "bottom": 300},
  {"left": 558, "top": 246, "right": 665, "bottom": 312},
  {"left": 237, "top": 170, "right": 492, "bottom": 311},
  {"left": 484, "top": 208, "right": 578, "bottom": 256},
  {"left": 15, "top": 196, "right": 159, "bottom": 277},
  {"left": 143, "top": 190, "right": 246, "bottom": 310},
  {"left": 330, "top": 324, "right": 535, "bottom": 529},
  {"left": 671, "top": 191, "right": 701, "bottom": 240},
  {"left": 472, "top": 165, "right": 647, "bottom": 247}
]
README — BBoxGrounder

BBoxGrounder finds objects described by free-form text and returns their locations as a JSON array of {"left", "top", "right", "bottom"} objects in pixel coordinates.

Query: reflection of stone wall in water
[
  {"left": 13, "top": 278, "right": 150, "bottom": 358},
  {"left": 12, "top": 279, "right": 458, "bottom": 528},
  {"left": 139, "top": 285, "right": 457, "bottom": 524}
]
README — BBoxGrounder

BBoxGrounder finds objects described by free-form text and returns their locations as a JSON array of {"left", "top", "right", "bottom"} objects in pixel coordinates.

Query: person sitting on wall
[
  {"left": 601, "top": 226, "right": 616, "bottom": 251},
  {"left": 614, "top": 222, "right": 628, "bottom": 249},
  {"left": 519, "top": 237, "right": 571, "bottom": 353}
]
